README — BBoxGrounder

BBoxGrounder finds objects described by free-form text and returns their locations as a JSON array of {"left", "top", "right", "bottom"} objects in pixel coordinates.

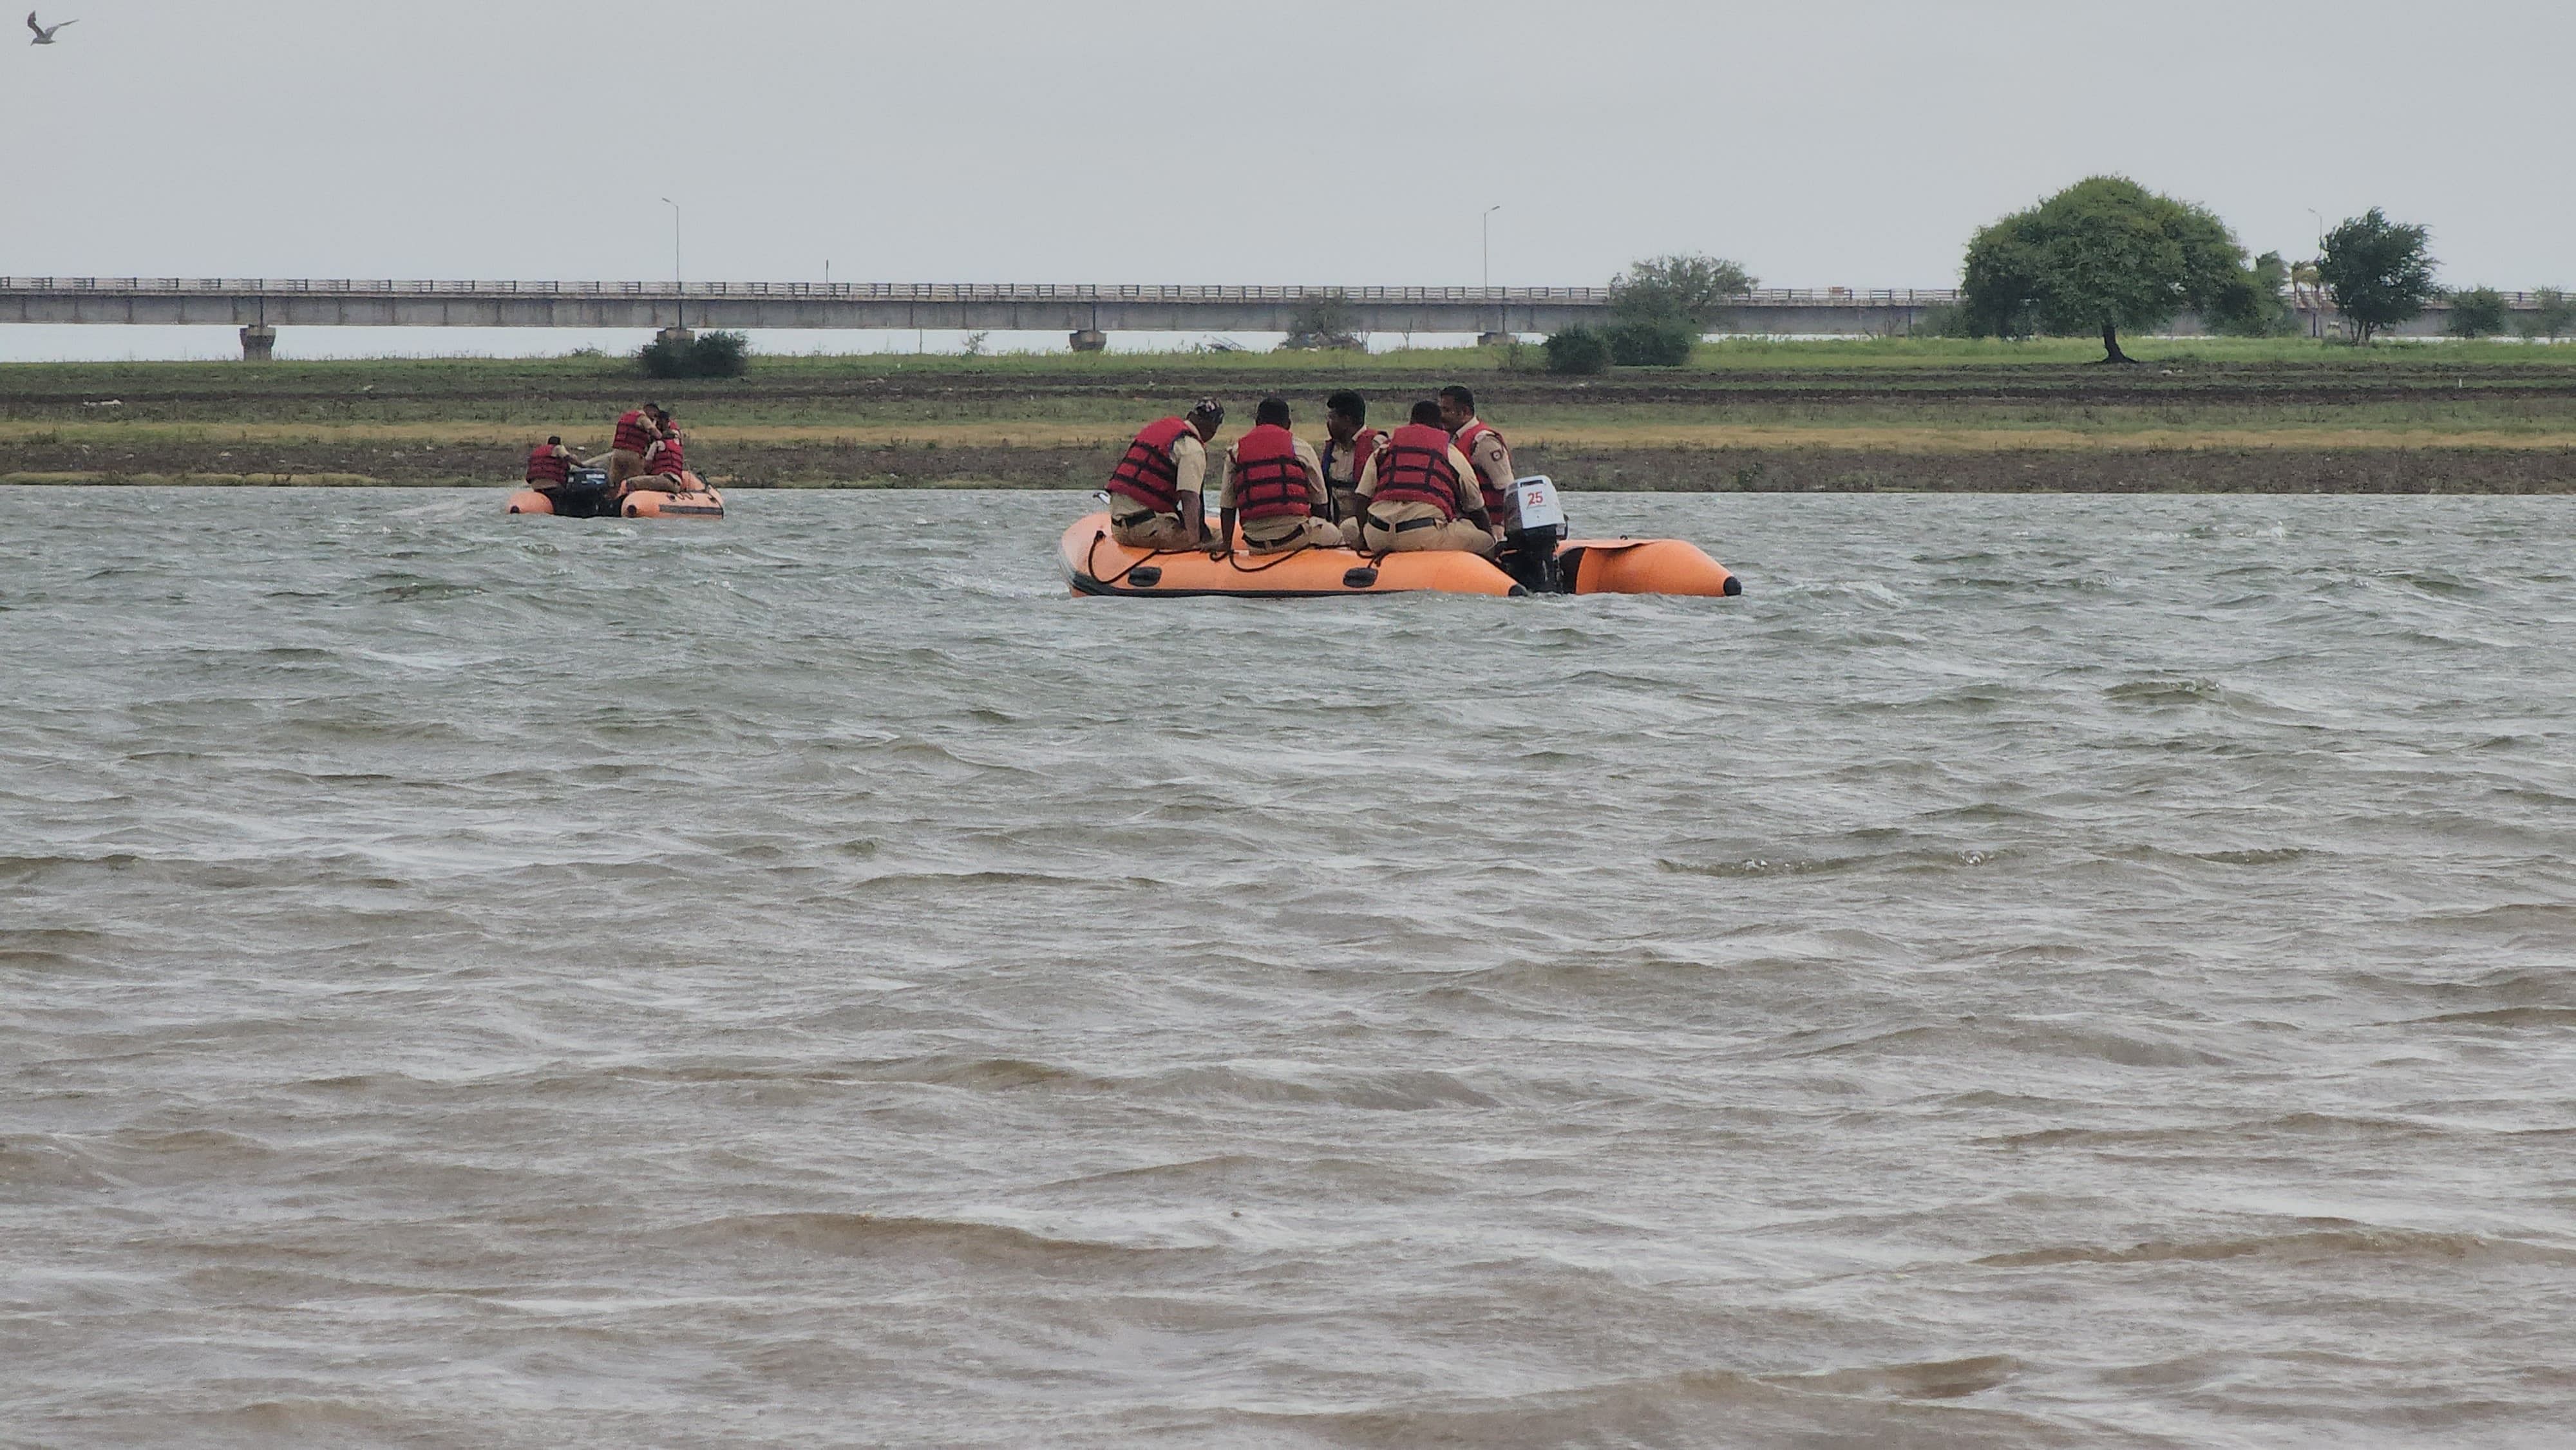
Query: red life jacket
[
  {"left": 1107, "top": 417, "right": 1195, "bottom": 514},
  {"left": 649, "top": 433, "right": 687, "bottom": 476},
  {"left": 1368, "top": 424, "right": 1466, "bottom": 521},
  {"left": 1231, "top": 426, "right": 1317, "bottom": 522},
  {"left": 613, "top": 410, "right": 658, "bottom": 455},
  {"left": 1453, "top": 418, "right": 1515, "bottom": 524},
  {"left": 525, "top": 444, "right": 572, "bottom": 486},
  {"left": 1321, "top": 428, "right": 1383, "bottom": 488}
]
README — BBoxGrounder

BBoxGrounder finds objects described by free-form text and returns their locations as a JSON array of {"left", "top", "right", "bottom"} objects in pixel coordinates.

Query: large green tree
[
  {"left": 2316, "top": 209, "right": 2436, "bottom": 344},
  {"left": 1609, "top": 254, "right": 1756, "bottom": 327},
  {"left": 1960, "top": 176, "right": 2254, "bottom": 362}
]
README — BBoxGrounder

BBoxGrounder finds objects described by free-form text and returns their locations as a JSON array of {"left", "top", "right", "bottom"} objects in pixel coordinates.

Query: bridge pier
[
  {"left": 239, "top": 325, "right": 277, "bottom": 362},
  {"left": 1068, "top": 329, "right": 1107, "bottom": 353},
  {"left": 656, "top": 326, "right": 695, "bottom": 349},
  {"left": 1477, "top": 331, "right": 1512, "bottom": 348}
]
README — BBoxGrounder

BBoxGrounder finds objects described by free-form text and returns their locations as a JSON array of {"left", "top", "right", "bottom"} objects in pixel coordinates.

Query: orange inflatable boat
[
  {"left": 1063, "top": 514, "right": 1520, "bottom": 598},
  {"left": 1060, "top": 513, "right": 1739, "bottom": 599},
  {"left": 507, "top": 467, "right": 724, "bottom": 520}
]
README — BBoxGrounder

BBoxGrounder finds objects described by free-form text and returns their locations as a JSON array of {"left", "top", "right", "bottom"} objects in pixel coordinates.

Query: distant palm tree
[{"left": 2290, "top": 261, "right": 2325, "bottom": 335}]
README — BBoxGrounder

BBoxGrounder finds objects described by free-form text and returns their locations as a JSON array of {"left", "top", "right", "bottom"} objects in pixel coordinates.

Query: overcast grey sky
[{"left": 3, "top": 0, "right": 2570, "bottom": 356}]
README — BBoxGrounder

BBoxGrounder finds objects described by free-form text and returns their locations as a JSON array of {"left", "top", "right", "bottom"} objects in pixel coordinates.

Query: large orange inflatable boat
[
  {"left": 1060, "top": 512, "right": 1739, "bottom": 599},
  {"left": 507, "top": 467, "right": 724, "bottom": 521}
]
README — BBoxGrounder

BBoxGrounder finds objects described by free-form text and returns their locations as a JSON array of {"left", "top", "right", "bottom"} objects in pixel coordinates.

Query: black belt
[{"left": 1368, "top": 514, "right": 1444, "bottom": 534}]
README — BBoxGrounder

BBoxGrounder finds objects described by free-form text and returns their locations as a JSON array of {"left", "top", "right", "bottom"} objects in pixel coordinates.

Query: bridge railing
[
  {"left": 0, "top": 277, "right": 1993, "bottom": 305},
  {"left": 8, "top": 279, "right": 2555, "bottom": 308}
]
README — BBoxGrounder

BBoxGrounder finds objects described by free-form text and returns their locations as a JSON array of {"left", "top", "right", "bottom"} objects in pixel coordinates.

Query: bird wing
[{"left": 26, "top": 13, "right": 40, "bottom": 35}]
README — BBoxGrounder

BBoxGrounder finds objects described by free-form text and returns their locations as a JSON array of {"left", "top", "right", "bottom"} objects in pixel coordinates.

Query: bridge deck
[{"left": 0, "top": 279, "right": 2530, "bottom": 341}]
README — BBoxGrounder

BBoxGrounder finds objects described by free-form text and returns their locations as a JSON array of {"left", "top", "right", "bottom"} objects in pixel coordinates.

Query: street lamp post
[
  {"left": 661, "top": 197, "right": 684, "bottom": 330},
  {"left": 1482, "top": 204, "right": 1504, "bottom": 338}
]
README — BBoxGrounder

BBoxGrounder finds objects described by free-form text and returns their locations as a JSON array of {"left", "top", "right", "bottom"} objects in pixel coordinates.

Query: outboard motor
[
  {"left": 1498, "top": 474, "right": 1569, "bottom": 594},
  {"left": 544, "top": 466, "right": 616, "bottom": 519}
]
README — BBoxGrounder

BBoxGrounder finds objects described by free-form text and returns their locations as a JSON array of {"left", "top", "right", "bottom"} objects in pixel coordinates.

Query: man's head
[
  {"left": 1437, "top": 386, "right": 1476, "bottom": 431},
  {"left": 546, "top": 435, "right": 562, "bottom": 447},
  {"left": 1185, "top": 398, "right": 1226, "bottom": 440},
  {"left": 1254, "top": 396, "right": 1292, "bottom": 429},
  {"left": 1409, "top": 399, "right": 1444, "bottom": 428},
  {"left": 1325, "top": 390, "right": 1366, "bottom": 444}
]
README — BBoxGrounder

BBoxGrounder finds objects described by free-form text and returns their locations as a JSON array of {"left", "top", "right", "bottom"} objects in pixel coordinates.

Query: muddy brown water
[{"left": 6, "top": 488, "right": 2576, "bottom": 1447}]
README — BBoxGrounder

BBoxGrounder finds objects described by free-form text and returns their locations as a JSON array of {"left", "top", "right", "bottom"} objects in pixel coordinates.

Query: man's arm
[{"left": 1173, "top": 435, "right": 1209, "bottom": 541}]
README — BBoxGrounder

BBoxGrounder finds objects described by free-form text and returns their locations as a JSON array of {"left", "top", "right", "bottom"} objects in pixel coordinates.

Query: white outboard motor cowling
[{"left": 1513, "top": 474, "right": 1568, "bottom": 536}]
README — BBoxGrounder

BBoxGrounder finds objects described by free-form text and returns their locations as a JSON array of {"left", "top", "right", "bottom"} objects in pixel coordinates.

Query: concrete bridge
[{"left": 0, "top": 277, "right": 2549, "bottom": 357}]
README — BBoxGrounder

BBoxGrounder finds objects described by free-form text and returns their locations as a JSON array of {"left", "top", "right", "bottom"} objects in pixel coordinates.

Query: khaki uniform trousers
[
  {"left": 625, "top": 471, "right": 693, "bottom": 495},
  {"left": 1111, "top": 512, "right": 1205, "bottom": 551},
  {"left": 1345, "top": 513, "right": 1496, "bottom": 556},
  {"left": 607, "top": 449, "right": 649, "bottom": 487},
  {"left": 1242, "top": 516, "right": 1343, "bottom": 554}
]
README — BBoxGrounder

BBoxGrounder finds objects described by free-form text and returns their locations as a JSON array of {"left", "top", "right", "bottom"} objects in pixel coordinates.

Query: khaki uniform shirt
[
  {"left": 1167, "top": 433, "right": 1209, "bottom": 507},
  {"left": 1355, "top": 442, "right": 1482, "bottom": 526},
  {"left": 1457, "top": 419, "right": 1519, "bottom": 531},
  {"left": 1320, "top": 435, "right": 1374, "bottom": 491}
]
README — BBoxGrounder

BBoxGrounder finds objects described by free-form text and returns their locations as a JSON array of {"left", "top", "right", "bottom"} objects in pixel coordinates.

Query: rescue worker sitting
[
  {"left": 1317, "top": 390, "right": 1383, "bottom": 527},
  {"left": 525, "top": 434, "right": 610, "bottom": 514},
  {"left": 1442, "top": 384, "right": 1559, "bottom": 590},
  {"left": 607, "top": 402, "right": 667, "bottom": 489},
  {"left": 1343, "top": 400, "right": 1497, "bottom": 556},
  {"left": 629, "top": 417, "right": 697, "bottom": 494},
  {"left": 1106, "top": 399, "right": 1224, "bottom": 552},
  {"left": 1211, "top": 397, "right": 1338, "bottom": 558}
]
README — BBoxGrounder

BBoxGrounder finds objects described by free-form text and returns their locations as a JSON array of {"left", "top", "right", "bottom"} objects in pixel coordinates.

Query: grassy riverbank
[{"left": 5, "top": 339, "right": 2574, "bottom": 491}]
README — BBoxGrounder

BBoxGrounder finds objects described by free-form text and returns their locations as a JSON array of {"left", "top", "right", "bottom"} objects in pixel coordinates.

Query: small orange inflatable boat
[
  {"left": 1060, "top": 513, "right": 1740, "bottom": 599},
  {"left": 507, "top": 467, "right": 724, "bottom": 521}
]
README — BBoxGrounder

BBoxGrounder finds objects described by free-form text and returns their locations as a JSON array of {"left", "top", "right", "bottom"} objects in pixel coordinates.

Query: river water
[{"left": 5, "top": 488, "right": 2573, "bottom": 1448}]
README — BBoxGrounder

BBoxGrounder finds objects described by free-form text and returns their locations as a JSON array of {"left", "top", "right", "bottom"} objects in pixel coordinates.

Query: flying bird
[{"left": 28, "top": 11, "right": 77, "bottom": 43}]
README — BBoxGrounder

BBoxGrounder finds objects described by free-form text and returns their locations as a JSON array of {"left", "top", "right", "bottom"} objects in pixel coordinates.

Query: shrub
[
  {"left": 2445, "top": 287, "right": 2508, "bottom": 339},
  {"left": 1280, "top": 291, "right": 1364, "bottom": 351},
  {"left": 1544, "top": 326, "right": 1611, "bottom": 375},
  {"left": 1607, "top": 319, "right": 1700, "bottom": 366},
  {"left": 688, "top": 330, "right": 750, "bottom": 376},
  {"left": 2212, "top": 252, "right": 2300, "bottom": 337},
  {"left": 2519, "top": 288, "right": 2573, "bottom": 341},
  {"left": 639, "top": 330, "right": 752, "bottom": 379},
  {"left": 1910, "top": 303, "right": 1975, "bottom": 339}
]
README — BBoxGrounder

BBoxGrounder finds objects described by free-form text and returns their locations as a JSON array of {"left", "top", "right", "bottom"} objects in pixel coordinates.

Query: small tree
[
  {"left": 2316, "top": 209, "right": 2436, "bottom": 345},
  {"left": 1280, "top": 290, "right": 1363, "bottom": 351},
  {"left": 2212, "top": 251, "right": 2298, "bottom": 337},
  {"left": 1544, "top": 326, "right": 1611, "bottom": 375},
  {"left": 2518, "top": 288, "right": 2573, "bottom": 342},
  {"left": 2446, "top": 287, "right": 2508, "bottom": 339},
  {"left": 1960, "top": 176, "right": 2253, "bottom": 362},
  {"left": 1609, "top": 254, "right": 1756, "bottom": 328}
]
